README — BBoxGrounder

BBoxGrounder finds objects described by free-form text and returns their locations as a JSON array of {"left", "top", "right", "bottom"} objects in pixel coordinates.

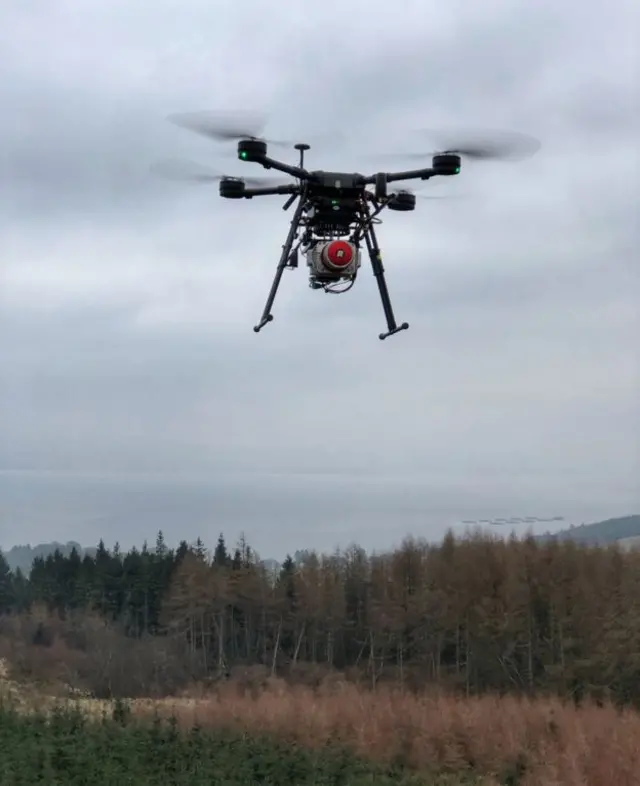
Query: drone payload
[
  {"left": 153, "top": 111, "right": 540, "bottom": 340},
  {"left": 306, "top": 240, "right": 361, "bottom": 291}
]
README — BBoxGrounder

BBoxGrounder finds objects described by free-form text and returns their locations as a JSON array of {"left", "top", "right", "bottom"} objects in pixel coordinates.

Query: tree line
[{"left": 1, "top": 529, "right": 639, "bottom": 706}]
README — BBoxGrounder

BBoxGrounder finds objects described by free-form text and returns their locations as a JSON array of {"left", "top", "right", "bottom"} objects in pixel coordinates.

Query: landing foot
[
  {"left": 379, "top": 322, "right": 409, "bottom": 340},
  {"left": 253, "top": 314, "right": 274, "bottom": 333}
]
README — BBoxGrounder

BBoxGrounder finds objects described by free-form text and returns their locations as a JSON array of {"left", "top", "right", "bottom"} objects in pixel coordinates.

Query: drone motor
[
  {"left": 219, "top": 178, "right": 245, "bottom": 199},
  {"left": 238, "top": 139, "right": 267, "bottom": 162},
  {"left": 388, "top": 191, "right": 416, "bottom": 212},
  {"left": 432, "top": 153, "right": 462, "bottom": 175}
]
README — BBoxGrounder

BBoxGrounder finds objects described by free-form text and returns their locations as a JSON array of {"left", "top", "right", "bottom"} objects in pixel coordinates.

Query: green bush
[{"left": 0, "top": 704, "right": 473, "bottom": 786}]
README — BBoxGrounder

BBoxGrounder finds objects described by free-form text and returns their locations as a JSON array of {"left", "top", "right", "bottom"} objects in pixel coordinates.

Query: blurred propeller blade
[
  {"left": 167, "top": 110, "right": 292, "bottom": 147},
  {"left": 376, "top": 127, "right": 541, "bottom": 162},
  {"left": 390, "top": 188, "right": 469, "bottom": 201},
  {"left": 150, "top": 158, "right": 224, "bottom": 183},
  {"left": 414, "top": 193, "right": 469, "bottom": 200},
  {"left": 150, "top": 158, "right": 291, "bottom": 187}
]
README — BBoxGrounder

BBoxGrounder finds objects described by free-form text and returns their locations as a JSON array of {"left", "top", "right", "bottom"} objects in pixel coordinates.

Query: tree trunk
[
  {"left": 271, "top": 617, "right": 282, "bottom": 676},
  {"left": 293, "top": 624, "right": 305, "bottom": 665},
  {"left": 200, "top": 613, "right": 207, "bottom": 673}
]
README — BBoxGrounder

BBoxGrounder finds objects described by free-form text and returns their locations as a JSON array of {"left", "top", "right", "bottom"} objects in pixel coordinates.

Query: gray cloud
[{"left": 0, "top": 0, "right": 638, "bottom": 556}]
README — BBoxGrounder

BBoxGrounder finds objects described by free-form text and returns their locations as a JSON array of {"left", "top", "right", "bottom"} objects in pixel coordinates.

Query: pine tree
[
  {"left": 0, "top": 550, "right": 15, "bottom": 613},
  {"left": 155, "top": 531, "right": 167, "bottom": 558},
  {"left": 213, "top": 534, "right": 230, "bottom": 568},
  {"left": 2, "top": 527, "right": 640, "bottom": 706},
  {"left": 193, "top": 537, "right": 207, "bottom": 562},
  {"left": 10, "top": 567, "right": 30, "bottom": 612}
]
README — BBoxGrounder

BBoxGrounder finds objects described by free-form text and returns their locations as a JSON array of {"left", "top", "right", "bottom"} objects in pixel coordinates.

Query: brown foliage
[
  {"left": 157, "top": 531, "right": 640, "bottom": 706},
  {"left": 2, "top": 531, "right": 640, "bottom": 782},
  {"left": 1, "top": 609, "right": 638, "bottom": 784},
  {"left": 0, "top": 608, "right": 193, "bottom": 698},
  {"left": 138, "top": 682, "right": 640, "bottom": 786}
]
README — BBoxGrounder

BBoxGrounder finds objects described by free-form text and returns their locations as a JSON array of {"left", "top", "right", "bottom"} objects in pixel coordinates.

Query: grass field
[{"left": 1, "top": 663, "right": 639, "bottom": 785}]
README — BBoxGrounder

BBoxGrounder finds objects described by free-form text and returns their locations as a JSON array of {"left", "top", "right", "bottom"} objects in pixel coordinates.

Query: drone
[{"left": 154, "top": 112, "right": 540, "bottom": 340}]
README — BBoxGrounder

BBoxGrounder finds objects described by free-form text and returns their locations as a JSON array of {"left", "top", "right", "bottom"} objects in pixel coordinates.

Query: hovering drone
[{"left": 154, "top": 112, "right": 540, "bottom": 340}]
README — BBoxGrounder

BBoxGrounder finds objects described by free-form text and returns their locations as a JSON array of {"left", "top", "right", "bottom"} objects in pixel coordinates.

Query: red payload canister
[{"left": 323, "top": 240, "right": 354, "bottom": 269}]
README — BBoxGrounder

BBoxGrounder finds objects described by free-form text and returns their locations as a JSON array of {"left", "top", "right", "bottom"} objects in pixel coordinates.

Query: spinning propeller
[
  {"left": 166, "top": 109, "right": 344, "bottom": 152},
  {"left": 166, "top": 110, "right": 293, "bottom": 147},
  {"left": 390, "top": 179, "right": 469, "bottom": 202},
  {"left": 389, "top": 191, "right": 467, "bottom": 204},
  {"left": 149, "top": 158, "right": 290, "bottom": 188},
  {"left": 378, "top": 127, "right": 541, "bottom": 162}
]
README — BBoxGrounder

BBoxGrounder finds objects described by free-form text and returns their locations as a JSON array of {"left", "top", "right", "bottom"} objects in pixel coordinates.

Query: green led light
[
  {"left": 239, "top": 151, "right": 248, "bottom": 160},
  {"left": 454, "top": 167, "right": 460, "bottom": 174}
]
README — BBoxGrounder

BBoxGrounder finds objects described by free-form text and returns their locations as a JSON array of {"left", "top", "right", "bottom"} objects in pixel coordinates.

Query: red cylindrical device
[{"left": 323, "top": 240, "right": 354, "bottom": 269}]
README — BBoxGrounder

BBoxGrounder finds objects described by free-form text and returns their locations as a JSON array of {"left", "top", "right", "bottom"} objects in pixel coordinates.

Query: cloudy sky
[{"left": 1, "top": 0, "right": 638, "bottom": 558}]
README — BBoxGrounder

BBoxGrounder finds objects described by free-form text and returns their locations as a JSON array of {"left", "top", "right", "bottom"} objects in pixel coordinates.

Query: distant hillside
[
  {"left": 535, "top": 514, "right": 640, "bottom": 546},
  {"left": 617, "top": 535, "right": 640, "bottom": 551},
  {"left": 3, "top": 515, "right": 639, "bottom": 575},
  {"left": 1, "top": 539, "right": 281, "bottom": 578},
  {"left": 1, "top": 542, "right": 97, "bottom": 576}
]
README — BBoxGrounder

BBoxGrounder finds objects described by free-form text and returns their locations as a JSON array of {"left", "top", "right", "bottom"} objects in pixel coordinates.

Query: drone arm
[
  {"left": 242, "top": 184, "right": 300, "bottom": 199},
  {"left": 254, "top": 155, "right": 308, "bottom": 180},
  {"left": 361, "top": 167, "right": 436, "bottom": 185},
  {"left": 383, "top": 167, "right": 436, "bottom": 184}
]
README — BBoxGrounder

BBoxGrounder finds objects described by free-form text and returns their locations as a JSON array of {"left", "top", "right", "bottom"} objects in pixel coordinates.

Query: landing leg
[
  {"left": 254, "top": 199, "right": 305, "bottom": 333},
  {"left": 362, "top": 221, "right": 409, "bottom": 340}
]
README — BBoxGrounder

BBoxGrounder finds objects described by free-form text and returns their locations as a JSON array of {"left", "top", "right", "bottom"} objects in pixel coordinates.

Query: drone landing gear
[
  {"left": 379, "top": 323, "right": 409, "bottom": 340},
  {"left": 253, "top": 198, "right": 306, "bottom": 333},
  {"left": 253, "top": 314, "right": 273, "bottom": 332},
  {"left": 253, "top": 195, "right": 408, "bottom": 341},
  {"left": 362, "top": 219, "right": 409, "bottom": 341}
]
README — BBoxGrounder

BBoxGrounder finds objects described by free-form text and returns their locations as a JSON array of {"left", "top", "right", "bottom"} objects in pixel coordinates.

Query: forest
[{"left": 1, "top": 527, "right": 639, "bottom": 708}]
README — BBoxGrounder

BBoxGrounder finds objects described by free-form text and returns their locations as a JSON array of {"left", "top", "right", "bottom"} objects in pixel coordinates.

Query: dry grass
[{"left": 2, "top": 659, "right": 639, "bottom": 785}]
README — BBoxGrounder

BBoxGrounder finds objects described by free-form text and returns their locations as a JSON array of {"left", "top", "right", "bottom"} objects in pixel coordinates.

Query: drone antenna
[{"left": 294, "top": 143, "right": 310, "bottom": 168}]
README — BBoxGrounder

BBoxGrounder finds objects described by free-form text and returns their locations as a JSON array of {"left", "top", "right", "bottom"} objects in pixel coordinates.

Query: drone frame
[{"left": 220, "top": 138, "right": 462, "bottom": 340}]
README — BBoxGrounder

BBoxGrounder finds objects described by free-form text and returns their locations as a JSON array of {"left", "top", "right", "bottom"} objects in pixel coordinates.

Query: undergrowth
[
  {"left": 1, "top": 672, "right": 639, "bottom": 785},
  {"left": 0, "top": 701, "right": 475, "bottom": 786}
]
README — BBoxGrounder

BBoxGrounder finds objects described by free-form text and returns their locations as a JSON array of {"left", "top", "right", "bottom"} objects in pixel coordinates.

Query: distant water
[{"left": 0, "top": 470, "right": 637, "bottom": 559}]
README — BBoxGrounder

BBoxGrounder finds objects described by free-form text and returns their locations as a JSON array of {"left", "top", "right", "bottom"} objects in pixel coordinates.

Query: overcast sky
[{"left": 1, "top": 0, "right": 639, "bottom": 558}]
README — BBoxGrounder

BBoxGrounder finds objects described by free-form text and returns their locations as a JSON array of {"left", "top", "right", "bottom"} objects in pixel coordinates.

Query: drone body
[
  {"left": 217, "top": 139, "right": 464, "bottom": 339},
  {"left": 155, "top": 113, "right": 540, "bottom": 340}
]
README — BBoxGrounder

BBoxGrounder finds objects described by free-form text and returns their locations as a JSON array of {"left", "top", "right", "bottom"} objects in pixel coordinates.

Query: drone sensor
[{"left": 324, "top": 240, "right": 354, "bottom": 269}]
